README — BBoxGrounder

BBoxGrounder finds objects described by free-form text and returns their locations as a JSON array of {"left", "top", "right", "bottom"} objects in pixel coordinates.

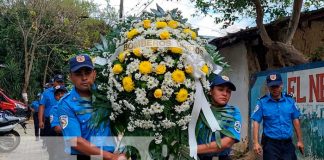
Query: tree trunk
[
  {"left": 252, "top": 0, "right": 308, "bottom": 66},
  {"left": 43, "top": 51, "right": 52, "bottom": 87}
]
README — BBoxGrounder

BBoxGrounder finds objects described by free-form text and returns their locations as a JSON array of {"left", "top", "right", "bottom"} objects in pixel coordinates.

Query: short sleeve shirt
[
  {"left": 57, "top": 87, "right": 115, "bottom": 155},
  {"left": 251, "top": 93, "right": 300, "bottom": 139},
  {"left": 40, "top": 87, "right": 56, "bottom": 117}
]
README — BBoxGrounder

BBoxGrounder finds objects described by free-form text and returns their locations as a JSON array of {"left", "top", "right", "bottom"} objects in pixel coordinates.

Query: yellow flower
[
  {"left": 143, "top": 19, "right": 151, "bottom": 29},
  {"left": 154, "top": 89, "right": 163, "bottom": 98},
  {"left": 133, "top": 48, "right": 142, "bottom": 57},
  {"left": 155, "top": 64, "right": 166, "bottom": 74},
  {"left": 201, "top": 64, "right": 209, "bottom": 74},
  {"left": 151, "top": 47, "right": 158, "bottom": 53},
  {"left": 172, "top": 69, "right": 186, "bottom": 83},
  {"left": 168, "top": 20, "right": 178, "bottom": 29},
  {"left": 122, "top": 76, "right": 135, "bottom": 92},
  {"left": 176, "top": 88, "right": 188, "bottom": 102},
  {"left": 112, "top": 64, "right": 123, "bottom": 74},
  {"left": 183, "top": 28, "right": 197, "bottom": 39},
  {"left": 127, "top": 28, "right": 139, "bottom": 39},
  {"left": 170, "top": 47, "right": 183, "bottom": 54},
  {"left": 118, "top": 51, "right": 127, "bottom": 63},
  {"left": 139, "top": 61, "right": 152, "bottom": 74},
  {"left": 156, "top": 21, "right": 167, "bottom": 29},
  {"left": 160, "top": 31, "right": 170, "bottom": 40},
  {"left": 185, "top": 65, "right": 193, "bottom": 74}
]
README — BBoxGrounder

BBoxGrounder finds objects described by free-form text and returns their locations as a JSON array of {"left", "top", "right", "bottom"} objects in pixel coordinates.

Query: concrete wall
[{"left": 218, "top": 41, "right": 250, "bottom": 151}]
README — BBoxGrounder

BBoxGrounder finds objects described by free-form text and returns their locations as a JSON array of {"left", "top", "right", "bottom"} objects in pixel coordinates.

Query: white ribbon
[{"left": 184, "top": 51, "right": 222, "bottom": 159}]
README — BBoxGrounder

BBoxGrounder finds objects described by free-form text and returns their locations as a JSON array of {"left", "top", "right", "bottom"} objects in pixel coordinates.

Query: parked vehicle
[
  {"left": 0, "top": 111, "right": 27, "bottom": 152},
  {"left": 0, "top": 89, "right": 28, "bottom": 117}
]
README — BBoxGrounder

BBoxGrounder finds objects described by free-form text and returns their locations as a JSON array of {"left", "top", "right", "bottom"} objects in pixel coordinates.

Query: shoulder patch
[
  {"left": 259, "top": 95, "right": 267, "bottom": 100},
  {"left": 50, "top": 115, "right": 53, "bottom": 123},
  {"left": 286, "top": 92, "right": 294, "bottom": 98},
  {"left": 59, "top": 115, "right": 68, "bottom": 129},
  {"left": 234, "top": 121, "right": 241, "bottom": 133},
  {"left": 253, "top": 105, "right": 260, "bottom": 113}
]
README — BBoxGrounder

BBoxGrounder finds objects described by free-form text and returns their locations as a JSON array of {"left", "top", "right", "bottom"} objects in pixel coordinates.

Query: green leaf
[
  {"left": 156, "top": 4, "right": 165, "bottom": 16},
  {"left": 215, "top": 131, "right": 222, "bottom": 149}
]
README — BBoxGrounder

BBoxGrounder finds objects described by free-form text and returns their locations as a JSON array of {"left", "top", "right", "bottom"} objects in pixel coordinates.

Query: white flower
[
  {"left": 174, "top": 101, "right": 190, "bottom": 113},
  {"left": 164, "top": 56, "right": 174, "bottom": 68},
  {"left": 123, "top": 100, "right": 135, "bottom": 111},
  {"left": 135, "top": 88, "right": 149, "bottom": 105},
  {"left": 150, "top": 102, "right": 164, "bottom": 114},
  {"left": 127, "top": 124, "right": 135, "bottom": 132},
  {"left": 161, "top": 118, "right": 176, "bottom": 129},
  {"left": 154, "top": 133, "right": 163, "bottom": 144},
  {"left": 134, "top": 73, "right": 142, "bottom": 80}
]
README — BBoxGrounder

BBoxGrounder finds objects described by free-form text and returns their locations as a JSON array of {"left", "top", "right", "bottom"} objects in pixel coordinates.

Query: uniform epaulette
[
  {"left": 259, "top": 95, "right": 267, "bottom": 100},
  {"left": 60, "top": 92, "right": 71, "bottom": 101},
  {"left": 285, "top": 92, "right": 294, "bottom": 98}
]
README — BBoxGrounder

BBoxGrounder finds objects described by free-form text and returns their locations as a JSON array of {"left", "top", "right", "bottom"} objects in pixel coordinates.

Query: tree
[
  {"left": 189, "top": 0, "right": 323, "bottom": 67},
  {"left": 0, "top": 0, "right": 100, "bottom": 103}
]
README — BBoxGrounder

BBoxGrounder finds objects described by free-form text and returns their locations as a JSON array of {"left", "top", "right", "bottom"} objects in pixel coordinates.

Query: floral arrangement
[{"left": 89, "top": 5, "right": 230, "bottom": 159}]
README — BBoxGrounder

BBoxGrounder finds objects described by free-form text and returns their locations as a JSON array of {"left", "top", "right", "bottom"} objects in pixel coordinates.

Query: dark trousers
[
  {"left": 262, "top": 136, "right": 297, "bottom": 160},
  {"left": 33, "top": 112, "right": 39, "bottom": 137}
]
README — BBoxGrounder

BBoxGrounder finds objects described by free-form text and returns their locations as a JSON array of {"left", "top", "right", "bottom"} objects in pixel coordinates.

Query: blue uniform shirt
[
  {"left": 40, "top": 87, "right": 57, "bottom": 117},
  {"left": 50, "top": 103, "right": 60, "bottom": 128},
  {"left": 251, "top": 93, "right": 300, "bottom": 140},
  {"left": 197, "top": 105, "right": 241, "bottom": 156},
  {"left": 31, "top": 100, "right": 40, "bottom": 112},
  {"left": 57, "top": 87, "right": 115, "bottom": 155}
]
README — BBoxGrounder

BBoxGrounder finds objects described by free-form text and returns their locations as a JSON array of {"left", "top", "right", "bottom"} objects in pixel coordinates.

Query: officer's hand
[
  {"left": 39, "top": 121, "right": 44, "bottom": 129},
  {"left": 117, "top": 154, "right": 127, "bottom": 160},
  {"left": 297, "top": 141, "right": 304, "bottom": 155},
  {"left": 109, "top": 153, "right": 126, "bottom": 160},
  {"left": 253, "top": 142, "right": 262, "bottom": 156}
]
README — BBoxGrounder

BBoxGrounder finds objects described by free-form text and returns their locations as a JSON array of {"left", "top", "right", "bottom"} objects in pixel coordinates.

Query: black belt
[{"left": 263, "top": 135, "right": 292, "bottom": 143}]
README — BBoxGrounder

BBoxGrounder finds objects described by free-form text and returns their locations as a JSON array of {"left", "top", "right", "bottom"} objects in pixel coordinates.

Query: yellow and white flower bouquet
[{"left": 90, "top": 5, "right": 229, "bottom": 159}]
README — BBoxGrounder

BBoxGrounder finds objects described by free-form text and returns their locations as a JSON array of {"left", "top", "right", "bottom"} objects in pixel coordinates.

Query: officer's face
[
  {"left": 268, "top": 84, "right": 283, "bottom": 99},
  {"left": 54, "top": 91, "right": 66, "bottom": 101},
  {"left": 53, "top": 80, "right": 64, "bottom": 87},
  {"left": 70, "top": 67, "right": 96, "bottom": 93},
  {"left": 210, "top": 85, "right": 232, "bottom": 106}
]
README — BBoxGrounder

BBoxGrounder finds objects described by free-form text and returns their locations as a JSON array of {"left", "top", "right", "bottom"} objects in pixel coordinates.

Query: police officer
[
  {"left": 57, "top": 54, "right": 126, "bottom": 160},
  {"left": 30, "top": 93, "right": 41, "bottom": 141},
  {"left": 38, "top": 74, "right": 64, "bottom": 140},
  {"left": 50, "top": 85, "right": 67, "bottom": 135},
  {"left": 196, "top": 74, "right": 242, "bottom": 160},
  {"left": 47, "top": 85, "right": 67, "bottom": 160},
  {"left": 251, "top": 73, "right": 304, "bottom": 160}
]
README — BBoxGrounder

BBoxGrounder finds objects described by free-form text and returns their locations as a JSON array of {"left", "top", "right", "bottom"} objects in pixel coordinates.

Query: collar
[
  {"left": 266, "top": 93, "right": 285, "bottom": 102},
  {"left": 70, "top": 87, "right": 91, "bottom": 102}
]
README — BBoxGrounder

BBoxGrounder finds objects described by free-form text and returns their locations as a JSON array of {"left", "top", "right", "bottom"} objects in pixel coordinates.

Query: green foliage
[
  {"left": 308, "top": 46, "right": 324, "bottom": 62},
  {"left": 191, "top": 0, "right": 324, "bottom": 28},
  {"left": 0, "top": 0, "right": 112, "bottom": 101}
]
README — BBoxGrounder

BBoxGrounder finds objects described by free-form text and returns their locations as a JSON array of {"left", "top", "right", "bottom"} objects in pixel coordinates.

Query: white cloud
[{"left": 92, "top": 0, "right": 253, "bottom": 37}]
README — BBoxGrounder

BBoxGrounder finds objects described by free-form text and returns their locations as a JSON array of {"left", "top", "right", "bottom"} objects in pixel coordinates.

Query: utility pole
[{"left": 119, "top": 0, "right": 123, "bottom": 19}]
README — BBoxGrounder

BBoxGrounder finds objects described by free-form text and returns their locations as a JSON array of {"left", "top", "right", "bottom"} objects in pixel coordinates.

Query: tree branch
[
  {"left": 268, "top": 41, "right": 307, "bottom": 64},
  {"left": 284, "top": 0, "right": 303, "bottom": 44},
  {"left": 252, "top": 0, "right": 272, "bottom": 46}
]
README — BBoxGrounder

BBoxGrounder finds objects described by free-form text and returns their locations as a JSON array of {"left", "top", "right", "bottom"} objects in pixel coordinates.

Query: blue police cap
[
  {"left": 210, "top": 74, "right": 236, "bottom": 91},
  {"left": 69, "top": 54, "right": 93, "bottom": 72},
  {"left": 54, "top": 85, "right": 67, "bottom": 93},
  {"left": 266, "top": 72, "right": 282, "bottom": 87},
  {"left": 53, "top": 74, "right": 64, "bottom": 82},
  {"left": 49, "top": 78, "right": 54, "bottom": 84}
]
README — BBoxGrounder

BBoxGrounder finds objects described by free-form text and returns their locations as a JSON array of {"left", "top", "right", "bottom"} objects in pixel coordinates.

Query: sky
[{"left": 92, "top": 0, "right": 255, "bottom": 38}]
